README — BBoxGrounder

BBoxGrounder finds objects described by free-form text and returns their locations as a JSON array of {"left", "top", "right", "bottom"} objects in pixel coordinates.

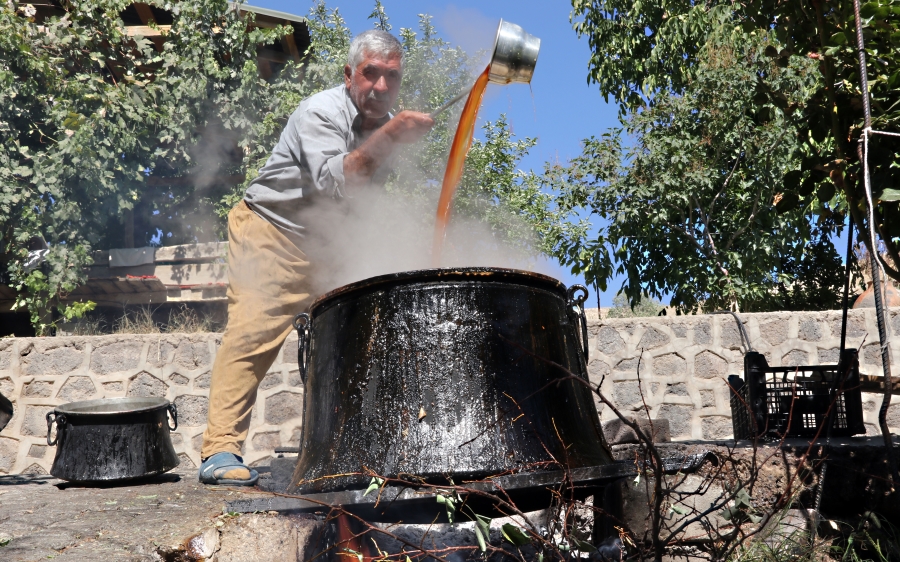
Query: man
[{"left": 198, "top": 30, "right": 434, "bottom": 485}]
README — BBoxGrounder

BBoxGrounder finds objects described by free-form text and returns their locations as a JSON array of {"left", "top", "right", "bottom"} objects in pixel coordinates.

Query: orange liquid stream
[
  {"left": 335, "top": 513, "right": 375, "bottom": 561},
  {"left": 432, "top": 65, "right": 492, "bottom": 265}
]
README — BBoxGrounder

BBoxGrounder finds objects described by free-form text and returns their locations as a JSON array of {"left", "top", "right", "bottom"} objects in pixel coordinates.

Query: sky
[{"left": 249, "top": 0, "right": 627, "bottom": 307}]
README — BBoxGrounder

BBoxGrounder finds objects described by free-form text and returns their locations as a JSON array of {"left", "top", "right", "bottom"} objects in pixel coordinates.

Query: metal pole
[
  {"left": 840, "top": 221, "right": 854, "bottom": 351},
  {"left": 852, "top": 0, "right": 898, "bottom": 487}
]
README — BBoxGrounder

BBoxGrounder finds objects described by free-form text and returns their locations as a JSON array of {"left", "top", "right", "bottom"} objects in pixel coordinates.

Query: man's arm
[{"left": 342, "top": 110, "right": 434, "bottom": 187}]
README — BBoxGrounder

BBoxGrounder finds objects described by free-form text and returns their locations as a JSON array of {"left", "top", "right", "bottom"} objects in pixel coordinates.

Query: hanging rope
[{"left": 852, "top": 0, "right": 898, "bottom": 488}]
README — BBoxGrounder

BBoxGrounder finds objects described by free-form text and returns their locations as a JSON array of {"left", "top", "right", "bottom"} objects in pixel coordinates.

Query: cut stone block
[
  {"left": 89, "top": 341, "right": 142, "bottom": 374},
  {"left": 23, "top": 380, "right": 53, "bottom": 397},
  {"left": 798, "top": 318, "right": 823, "bottom": 342},
  {"left": 607, "top": 473, "right": 728, "bottom": 544},
  {"left": 654, "top": 353, "right": 686, "bottom": 376},
  {"left": 603, "top": 416, "right": 671, "bottom": 445},
  {"left": 694, "top": 351, "right": 727, "bottom": 379},
  {"left": 57, "top": 376, "right": 96, "bottom": 401},
  {"left": 0, "top": 436, "right": 18, "bottom": 472},
  {"left": 127, "top": 371, "right": 168, "bottom": 397},
  {"left": 174, "top": 340, "right": 211, "bottom": 370},
  {"left": 781, "top": 349, "right": 810, "bottom": 366},
  {"left": 22, "top": 344, "right": 84, "bottom": 376},
  {"left": 264, "top": 391, "right": 303, "bottom": 425},
  {"left": 596, "top": 326, "right": 626, "bottom": 355},
  {"left": 217, "top": 513, "right": 321, "bottom": 562},
  {"left": 174, "top": 394, "right": 209, "bottom": 427},
  {"left": 658, "top": 404, "right": 692, "bottom": 438},
  {"left": 638, "top": 327, "right": 670, "bottom": 350}
]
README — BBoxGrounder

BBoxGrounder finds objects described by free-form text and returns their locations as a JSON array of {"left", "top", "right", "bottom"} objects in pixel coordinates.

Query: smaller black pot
[{"left": 47, "top": 397, "right": 180, "bottom": 482}]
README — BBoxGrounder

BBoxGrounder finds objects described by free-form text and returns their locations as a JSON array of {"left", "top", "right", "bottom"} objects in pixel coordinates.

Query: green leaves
[
  {"left": 363, "top": 476, "right": 384, "bottom": 497},
  {"left": 569, "top": 536, "right": 597, "bottom": 553},
  {"left": 877, "top": 187, "right": 900, "bottom": 202},
  {"left": 720, "top": 487, "right": 762, "bottom": 524},
  {"left": 435, "top": 491, "right": 459, "bottom": 523},
  {"left": 568, "top": 0, "right": 900, "bottom": 291},
  {"left": 500, "top": 523, "right": 531, "bottom": 546},
  {"left": 473, "top": 514, "right": 490, "bottom": 552}
]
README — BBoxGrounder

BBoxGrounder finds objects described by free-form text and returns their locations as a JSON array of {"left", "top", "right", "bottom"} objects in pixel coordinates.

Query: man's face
[{"left": 344, "top": 52, "right": 403, "bottom": 120}]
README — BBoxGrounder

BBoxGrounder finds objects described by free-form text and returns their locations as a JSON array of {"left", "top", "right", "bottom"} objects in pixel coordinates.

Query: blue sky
[{"left": 250, "top": 0, "right": 627, "bottom": 307}]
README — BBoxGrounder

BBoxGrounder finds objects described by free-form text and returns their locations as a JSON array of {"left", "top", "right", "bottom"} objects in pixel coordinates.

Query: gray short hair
[{"left": 347, "top": 30, "right": 404, "bottom": 73}]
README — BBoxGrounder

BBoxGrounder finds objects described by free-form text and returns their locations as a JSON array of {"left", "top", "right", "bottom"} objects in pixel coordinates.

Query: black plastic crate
[{"left": 728, "top": 350, "right": 865, "bottom": 440}]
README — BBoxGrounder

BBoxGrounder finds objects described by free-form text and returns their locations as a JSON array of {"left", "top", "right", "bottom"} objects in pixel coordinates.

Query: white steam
[{"left": 297, "top": 184, "right": 550, "bottom": 296}]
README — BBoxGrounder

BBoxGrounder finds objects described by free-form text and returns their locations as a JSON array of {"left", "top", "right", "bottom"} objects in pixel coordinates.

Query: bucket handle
[
  {"left": 567, "top": 285, "right": 589, "bottom": 363},
  {"left": 46, "top": 411, "right": 66, "bottom": 446},
  {"left": 167, "top": 402, "right": 178, "bottom": 431},
  {"left": 293, "top": 313, "right": 311, "bottom": 384}
]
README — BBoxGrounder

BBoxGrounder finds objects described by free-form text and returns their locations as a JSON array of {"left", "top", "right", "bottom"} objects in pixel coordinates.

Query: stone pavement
[
  {"left": 0, "top": 466, "right": 224, "bottom": 561},
  {"left": 0, "top": 466, "right": 320, "bottom": 562}
]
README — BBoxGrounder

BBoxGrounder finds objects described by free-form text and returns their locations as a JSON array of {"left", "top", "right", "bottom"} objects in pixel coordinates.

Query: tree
[
  {"left": 566, "top": 0, "right": 900, "bottom": 293},
  {"left": 1, "top": 0, "right": 541, "bottom": 333},
  {"left": 537, "top": 30, "right": 849, "bottom": 312},
  {"left": 607, "top": 292, "right": 663, "bottom": 318}
]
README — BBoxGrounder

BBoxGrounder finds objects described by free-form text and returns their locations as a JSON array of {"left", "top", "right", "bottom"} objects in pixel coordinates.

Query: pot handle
[
  {"left": 167, "top": 402, "right": 178, "bottom": 431},
  {"left": 567, "top": 285, "right": 589, "bottom": 363},
  {"left": 293, "top": 313, "right": 311, "bottom": 385},
  {"left": 46, "top": 411, "right": 66, "bottom": 446}
]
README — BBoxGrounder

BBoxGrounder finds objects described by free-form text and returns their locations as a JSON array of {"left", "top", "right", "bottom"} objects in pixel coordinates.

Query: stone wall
[
  {"left": 0, "top": 332, "right": 302, "bottom": 475},
  {"left": 1, "top": 308, "right": 898, "bottom": 475},
  {"left": 587, "top": 308, "right": 900, "bottom": 440}
]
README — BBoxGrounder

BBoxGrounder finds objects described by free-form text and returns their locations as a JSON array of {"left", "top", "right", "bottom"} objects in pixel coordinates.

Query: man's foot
[{"left": 198, "top": 452, "right": 259, "bottom": 486}]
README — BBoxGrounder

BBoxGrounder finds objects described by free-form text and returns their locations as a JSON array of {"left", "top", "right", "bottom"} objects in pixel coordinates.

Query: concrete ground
[
  {"left": 2, "top": 437, "right": 899, "bottom": 561},
  {"left": 0, "top": 466, "right": 313, "bottom": 562}
]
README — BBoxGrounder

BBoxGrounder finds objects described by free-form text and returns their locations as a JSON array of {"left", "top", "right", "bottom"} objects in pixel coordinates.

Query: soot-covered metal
[
  {"left": 289, "top": 267, "right": 613, "bottom": 494},
  {"left": 47, "top": 397, "right": 180, "bottom": 482}
]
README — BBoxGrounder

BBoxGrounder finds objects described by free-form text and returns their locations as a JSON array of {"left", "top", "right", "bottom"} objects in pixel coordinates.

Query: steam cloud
[{"left": 298, "top": 182, "right": 551, "bottom": 297}]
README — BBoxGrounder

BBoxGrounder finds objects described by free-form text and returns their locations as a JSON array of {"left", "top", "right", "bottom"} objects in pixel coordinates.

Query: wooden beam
[
  {"left": 258, "top": 58, "right": 273, "bottom": 80},
  {"left": 282, "top": 31, "right": 301, "bottom": 62},
  {"left": 154, "top": 242, "right": 228, "bottom": 263},
  {"left": 132, "top": 2, "right": 164, "bottom": 51},
  {"left": 126, "top": 25, "right": 171, "bottom": 38},
  {"left": 859, "top": 374, "right": 900, "bottom": 396},
  {"left": 145, "top": 174, "right": 244, "bottom": 187},
  {"left": 133, "top": 3, "right": 156, "bottom": 24},
  {"left": 257, "top": 48, "right": 289, "bottom": 64},
  {"left": 90, "top": 264, "right": 227, "bottom": 286}
]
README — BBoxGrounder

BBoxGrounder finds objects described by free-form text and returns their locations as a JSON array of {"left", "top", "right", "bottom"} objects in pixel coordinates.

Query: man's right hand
[
  {"left": 344, "top": 110, "right": 435, "bottom": 187},
  {"left": 383, "top": 111, "right": 435, "bottom": 143}
]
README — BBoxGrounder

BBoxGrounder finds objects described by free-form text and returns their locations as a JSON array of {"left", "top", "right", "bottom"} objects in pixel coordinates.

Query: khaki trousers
[{"left": 200, "top": 201, "right": 312, "bottom": 459}]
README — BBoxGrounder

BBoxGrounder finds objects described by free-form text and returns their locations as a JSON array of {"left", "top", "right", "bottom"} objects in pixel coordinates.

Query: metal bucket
[
  {"left": 288, "top": 267, "right": 612, "bottom": 494},
  {"left": 47, "top": 397, "right": 180, "bottom": 482},
  {"left": 488, "top": 20, "right": 541, "bottom": 85}
]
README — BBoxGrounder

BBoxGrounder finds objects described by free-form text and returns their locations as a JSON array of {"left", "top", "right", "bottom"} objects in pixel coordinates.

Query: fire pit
[{"left": 288, "top": 267, "right": 613, "bottom": 494}]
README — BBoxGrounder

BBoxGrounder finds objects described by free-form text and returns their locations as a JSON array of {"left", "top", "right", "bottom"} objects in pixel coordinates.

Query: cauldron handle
[
  {"left": 46, "top": 411, "right": 66, "bottom": 446},
  {"left": 567, "top": 285, "right": 589, "bottom": 363},
  {"left": 167, "top": 402, "right": 178, "bottom": 431},
  {"left": 293, "top": 313, "right": 311, "bottom": 384}
]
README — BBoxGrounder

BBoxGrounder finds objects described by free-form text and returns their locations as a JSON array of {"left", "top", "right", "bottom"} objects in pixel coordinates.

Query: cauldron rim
[
  {"left": 55, "top": 397, "right": 170, "bottom": 416},
  {"left": 310, "top": 266, "right": 566, "bottom": 316}
]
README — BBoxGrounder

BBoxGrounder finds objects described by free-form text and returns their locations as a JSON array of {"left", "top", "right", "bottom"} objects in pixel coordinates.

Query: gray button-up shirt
[{"left": 243, "top": 84, "right": 392, "bottom": 237}]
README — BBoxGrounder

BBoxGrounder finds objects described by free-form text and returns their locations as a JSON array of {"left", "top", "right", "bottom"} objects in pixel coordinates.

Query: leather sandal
[{"left": 198, "top": 452, "right": 259, "bottom": 486}]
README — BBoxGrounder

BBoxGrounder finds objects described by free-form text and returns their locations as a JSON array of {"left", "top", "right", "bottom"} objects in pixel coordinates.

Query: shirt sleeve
[{"left": 290, "top": 107, "right": 350, "bottom": 199}]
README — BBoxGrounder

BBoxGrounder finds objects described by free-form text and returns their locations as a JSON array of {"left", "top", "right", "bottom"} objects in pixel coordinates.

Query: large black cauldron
[{"left": 288, "top": 267, "right": 612, "bottom": 494}]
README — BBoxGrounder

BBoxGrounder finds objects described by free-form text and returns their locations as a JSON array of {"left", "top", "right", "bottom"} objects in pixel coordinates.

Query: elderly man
[{"left": 198, "top": 30, "right": 434, "bottom": 485}]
